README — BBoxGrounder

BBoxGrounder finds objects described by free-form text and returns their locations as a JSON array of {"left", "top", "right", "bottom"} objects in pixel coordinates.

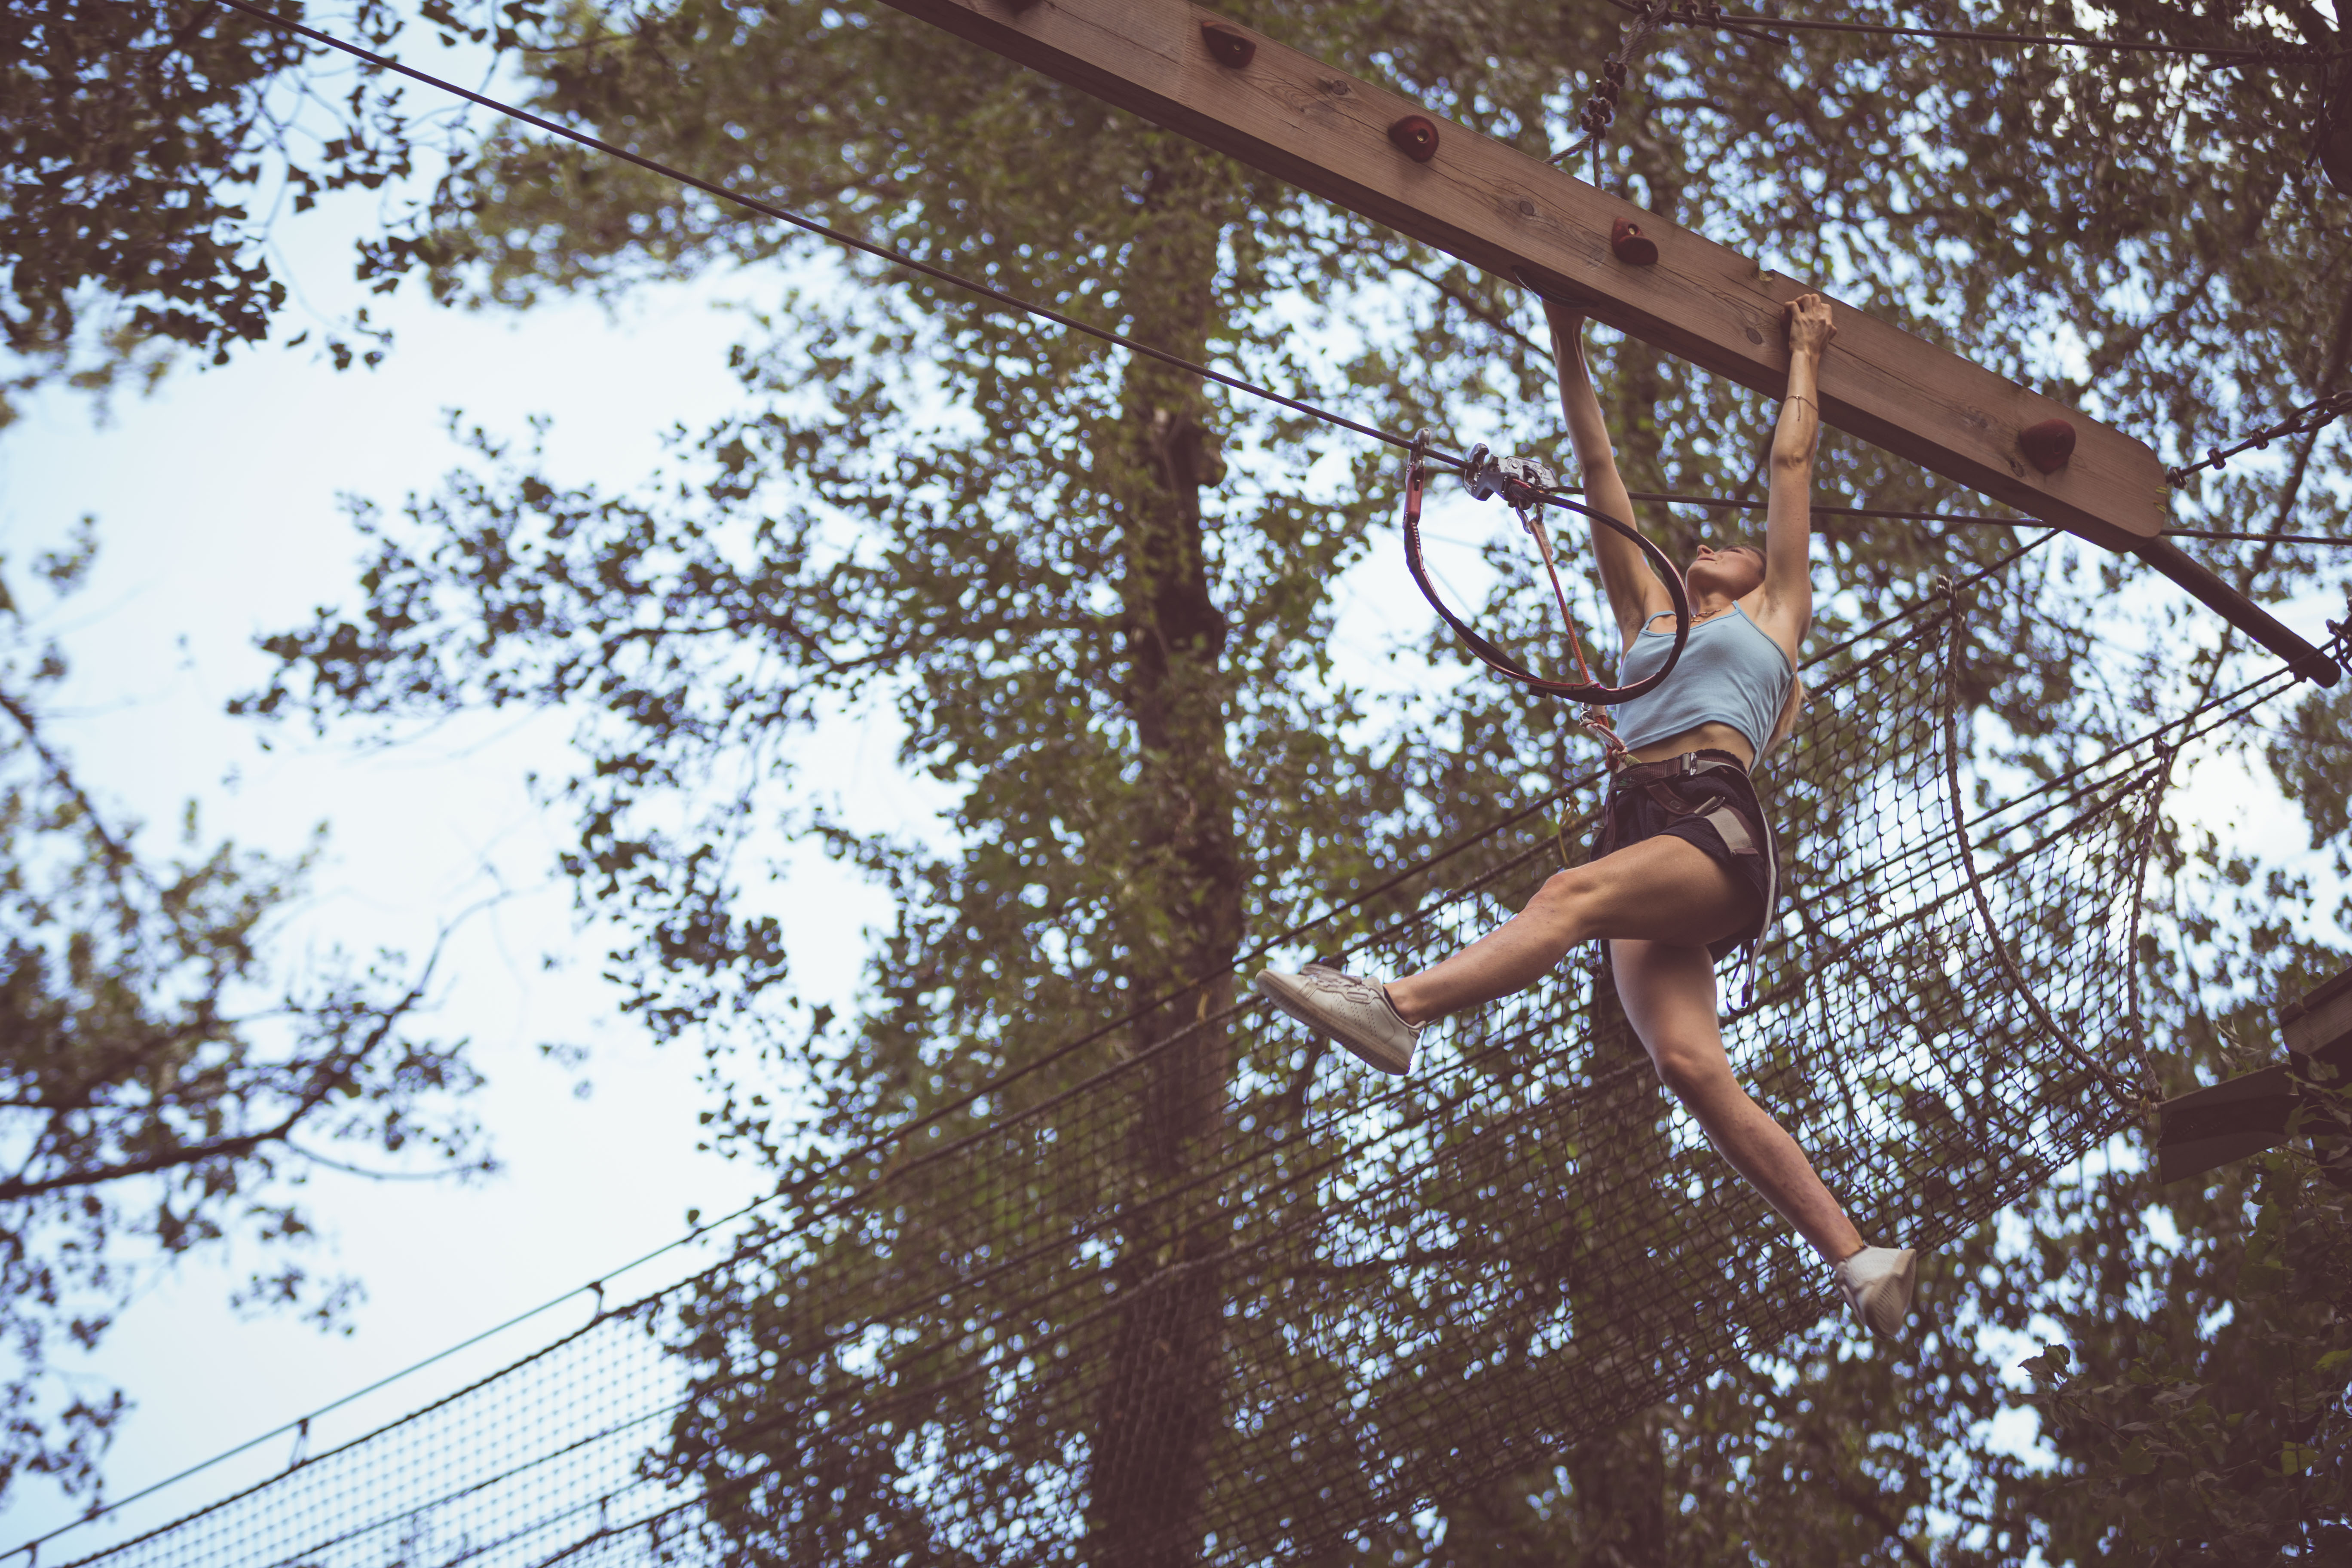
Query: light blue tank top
[{"left": 1613, "top": 605, "right": 1795, "bottom": 757}]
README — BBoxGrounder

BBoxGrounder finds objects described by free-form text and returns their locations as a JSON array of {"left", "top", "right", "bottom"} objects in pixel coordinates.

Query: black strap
[{"left": 1613, "top": 749, "right": 1746, "bottom": 783}]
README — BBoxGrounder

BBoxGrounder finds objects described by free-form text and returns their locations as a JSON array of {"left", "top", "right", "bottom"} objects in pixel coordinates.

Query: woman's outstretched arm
[
  {"left": 1759, "top": 295, "right": 1835, "bottom": 642},
  {"left": 1545, "top": 300, "right": 1670, "bottom": 646}
]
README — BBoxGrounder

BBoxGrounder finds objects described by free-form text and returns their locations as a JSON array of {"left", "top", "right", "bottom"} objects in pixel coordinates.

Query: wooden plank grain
[
  {"left": 888, "top": 0, "right": 2162, "bottom": 542},
  {"left": 2285, "top": 982, "right": 2352, "bottom": 1058},
  {"left": 878, "top": 0, "right": 2342, "bottom": 683}
]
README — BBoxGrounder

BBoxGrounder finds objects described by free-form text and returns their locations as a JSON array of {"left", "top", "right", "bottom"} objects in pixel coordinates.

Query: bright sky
[
  {"left": 0, "top": 128, "right": 1466, "bottom": 1563},
  {"left": 0, "top": 176, "right": 885, "bottom": 1549}
]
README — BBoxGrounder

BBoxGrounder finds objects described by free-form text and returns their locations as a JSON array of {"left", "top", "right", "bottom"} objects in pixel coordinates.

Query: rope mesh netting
[{"left": 70, "top": 575, "right": 2181, "bottom": 1567}]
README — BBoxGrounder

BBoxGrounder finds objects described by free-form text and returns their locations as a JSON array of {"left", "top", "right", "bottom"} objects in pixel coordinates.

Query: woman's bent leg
[
  {"left": 1385, "top": 836, "right": 1753, "bottom": 1026},
  {"left": 1611, "top": 937, "right": 1863, "bottom": 1264}
]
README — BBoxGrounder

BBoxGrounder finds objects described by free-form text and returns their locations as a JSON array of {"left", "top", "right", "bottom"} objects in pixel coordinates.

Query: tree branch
[
  {"left": 1390, "top": 259, "right": 1550, "bottom": 362},
  {"left": 285, "top": 1140, "right": 474, "bottom": 1182},
  {"left": 0, "top": 934, "right": 446, "bottom": 1205},
  {"left": 1817, "top": 1458, "right": 1935, "bottom": 1568},
  {"left": 0, "top": 683, "right": 135, "bottom": 872}
]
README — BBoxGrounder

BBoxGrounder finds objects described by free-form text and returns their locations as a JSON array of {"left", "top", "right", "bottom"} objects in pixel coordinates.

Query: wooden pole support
[
  {"left": 2158, "top": 964, "right": 2352, "bottom": 1184},
  {"left": 877, "top": 0, "right": 2339, "bottom": 686},
  {"left": 2282, "top": 965, "right": 2352, "bottom": 1060}
]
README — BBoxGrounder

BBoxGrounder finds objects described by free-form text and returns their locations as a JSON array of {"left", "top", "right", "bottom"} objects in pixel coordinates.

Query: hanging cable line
[
  {"left": 2167, "top": 528, "right": 2352, "bottom": 546},
  {"left": 2165, "top": 389, "right": 2352, "bottom": 484},
  {"left": 207, "top": 0, "right": 1464, "bottom": 470},
  {"left": 83, "top": 19, "right": 2335, "bottom": 1562},
  {"left": 1613, "top": 488, "right": 2033, "bottom": 522},
  {"left": 1804, "top": 528, "right": 2058, "bottom": 665},
  {"left": 1610, "top": 490, "right": 2351, "bottom": 546},
  {"left": 1609, "top": 0, "right": 2337, "bottom": 65},
  {"left": 208, "top": 0, "right": 2338, "bottom": 607},
  {"left": 1620, "top": 490, "right": 2350, "bottom": 546}
]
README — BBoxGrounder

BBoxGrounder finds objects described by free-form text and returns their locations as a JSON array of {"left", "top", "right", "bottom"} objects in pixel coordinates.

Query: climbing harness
[
  {"left": 1400, "top": 432, "right": 1691, "bottom": 769},
  {"left": 1588, "top": 746, "right": 1779, "bottom": 1009},
  {"left": 1403, "top": 435, "right": 1762, "bottom": 1009}
]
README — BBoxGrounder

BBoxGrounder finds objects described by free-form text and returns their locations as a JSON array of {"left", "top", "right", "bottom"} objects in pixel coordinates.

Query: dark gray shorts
[{"left": 1593, "top": 748, "right": 1778, "bottom": 963}]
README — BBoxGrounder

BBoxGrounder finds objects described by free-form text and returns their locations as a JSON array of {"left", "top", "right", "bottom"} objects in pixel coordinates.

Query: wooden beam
[
  {"left": 2157, "top": 963, "right": 2352, "bottom": 1184},
  {"left": 877, "top": 0, "right": 2340, "bottom": 686},
  {"left": 2156, "top": 1060, "right": 2297, "bottom": 1185},
  {"left": 2282, "top": 962, "right": 2352, "bottom": 1059}
]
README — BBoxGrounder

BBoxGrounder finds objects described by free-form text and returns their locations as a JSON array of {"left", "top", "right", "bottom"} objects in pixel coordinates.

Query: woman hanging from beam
[{"left": 1256, "top": 294, "right": 1919, "bottom": 1338}]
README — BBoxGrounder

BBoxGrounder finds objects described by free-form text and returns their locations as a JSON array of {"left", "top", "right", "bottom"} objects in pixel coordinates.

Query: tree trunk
[{"left": 1084, "top": 144, "right": 1244, "bottom": 1568}]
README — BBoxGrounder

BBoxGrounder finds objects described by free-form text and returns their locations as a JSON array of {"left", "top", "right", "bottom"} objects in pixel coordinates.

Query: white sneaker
[
  {"left": 1834, "top": 1246, "right": 1919, "bottom": 1338},
  {"left": 1253, "top": 964, "right": 1421, "bottom": 1075}
]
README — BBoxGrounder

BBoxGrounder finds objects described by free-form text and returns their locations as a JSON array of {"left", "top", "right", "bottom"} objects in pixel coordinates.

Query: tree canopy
[
  {"left": 0, "top": 526, "right": 491, "bottom": 1506},
  {"left": 0, "top": 3, "right": 555, "bottom": 1504},
  {"left": 0, "top": 0, "right": 554, "bottom": 417},
  {"left": 47, "top": 0, "right": 2352, "bottom": 1556}
]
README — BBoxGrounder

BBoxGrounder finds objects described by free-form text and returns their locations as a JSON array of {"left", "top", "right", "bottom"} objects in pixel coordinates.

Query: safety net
[{"left": 67, "top": 571, "right": 2178, "bottom": 1566}]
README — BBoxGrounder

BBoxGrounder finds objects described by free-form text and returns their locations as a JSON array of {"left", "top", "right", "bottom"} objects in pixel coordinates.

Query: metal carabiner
[{"left": 1460, "top": 443, "right": 1559, "bottom": 511}]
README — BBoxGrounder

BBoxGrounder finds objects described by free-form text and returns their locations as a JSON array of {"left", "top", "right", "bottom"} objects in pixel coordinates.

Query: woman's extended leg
[
  {"left": 1253, "top": 832, "right": 1920, "bottom": 1327},
  {"left": 1384, "top": 835, "right": 1752, "bottom": 1026},
  {"left": 1611, "top": 936, "right": 1862, "bottom": 1264}
]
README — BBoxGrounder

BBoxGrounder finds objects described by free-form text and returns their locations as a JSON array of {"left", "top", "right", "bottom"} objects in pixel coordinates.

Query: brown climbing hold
[
  {"left": 1610, "top": 217, "right": 1659, "bottom": 266},
  {"left": 2020, "top": 419, "right": 2076, "bottom": 475},
  {"left": 1201, "top": 23, "right": 1255, "bottom": 68},
  {"left": 1388, "top": 115, "right": 1439, "bottom": 162}
]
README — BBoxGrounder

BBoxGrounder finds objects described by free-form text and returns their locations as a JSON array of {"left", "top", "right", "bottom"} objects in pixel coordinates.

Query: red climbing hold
[
  {"left": 1610, "top": 217, "right": 1658, "bottom": 266},
  {"left": 2020, "top": 419, "right": 2076, "bottom": 475},
  {"left": 1201, "top": 23, "right": 1255, "bottom": 68},
  {"left": 1388, "top": 116, "right": 1439, "bottom": 162}
]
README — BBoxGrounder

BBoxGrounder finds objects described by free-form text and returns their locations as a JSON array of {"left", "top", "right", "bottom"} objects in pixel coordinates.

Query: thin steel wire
[
  {"left": 2165, "top": 529, "right": 2352, "bottom": 546},
  {"left": 203, "top": 0, "right": 1449, "bottom": 466},
  {"left": 211, "top": 0, "right": 2313, "bottom": 559},
  {"left": 1617, "top": 1, "right": 2337, "bottom": 64},
  {"left": 54, "top": 11, "right": 2331, "bottom": 1565},
  {"left": 45, "top": 577, "right": 2322, "bottom": 1568}
]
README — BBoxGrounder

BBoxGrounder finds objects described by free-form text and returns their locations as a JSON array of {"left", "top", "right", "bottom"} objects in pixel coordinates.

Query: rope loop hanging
[{"left": 1401, "top": 432, "right": 1690, "bottom": 709}]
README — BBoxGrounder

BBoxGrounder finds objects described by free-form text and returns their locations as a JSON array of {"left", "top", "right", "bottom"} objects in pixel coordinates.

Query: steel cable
[
  {"left": 1613, "top": 0, "right": 2340, "bottom": 65},
  {"left": 43, "top": 9, "right": 2338, "bottom": 1564}
]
